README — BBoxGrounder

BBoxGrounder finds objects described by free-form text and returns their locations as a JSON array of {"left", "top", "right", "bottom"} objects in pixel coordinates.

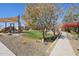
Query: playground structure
[{"left": 0, "top": 16, "right": 22, "bottom": 33}]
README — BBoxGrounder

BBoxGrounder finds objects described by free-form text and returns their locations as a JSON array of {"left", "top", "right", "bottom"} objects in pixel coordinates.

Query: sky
[
  {"left": 0, "top": 3, "right": 26, "bottom": 28},
  {"left": 57, "top": 3, "right": 79, "bottom": 24},
  {"left": 0, "top": 3, "right": 79, "bottom": 28},
  {"left": 0, "top": 3, "right": 25, "bottom": 18},
  {"left": 56, "top": 3, "right": 70, "bottom": 24}
]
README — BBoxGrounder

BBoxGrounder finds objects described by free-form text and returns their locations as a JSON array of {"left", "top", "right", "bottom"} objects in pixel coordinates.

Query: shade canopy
[{"left": 0, "top": 16, "right": 18, "bottom": 22}]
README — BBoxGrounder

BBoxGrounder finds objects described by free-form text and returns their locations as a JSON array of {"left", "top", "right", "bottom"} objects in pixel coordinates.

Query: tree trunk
[
  {"left": 52, "top": 28, "right": 56, "bottom": 36},
  {"left": 52, "top": 25, "right": 56, "bottom": 36},
  {"left": 51, "top": 28, "right": 56, "bottom": 40},
  {"left": 42, "top": 30, "right": 45, "bottom": 43},
  {"left": 53, "top": 30, "right": 55, "bottom": 36}
]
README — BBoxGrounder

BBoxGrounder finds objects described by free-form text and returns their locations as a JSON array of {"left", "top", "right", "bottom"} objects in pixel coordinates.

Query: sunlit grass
[
  {"left": 22, "top": 30, "right": 42, "bottom": 40},
  {"left": 22, "top": 30, "right": 53, "bottom": 40}
]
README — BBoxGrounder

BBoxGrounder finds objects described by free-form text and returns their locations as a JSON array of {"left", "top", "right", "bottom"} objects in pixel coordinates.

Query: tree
[
  {"left": 23, "top": 3, "right": 62, "bottom": 43},
  {"left": 65, "top": 5, "right": 79, "bottom": 23}
]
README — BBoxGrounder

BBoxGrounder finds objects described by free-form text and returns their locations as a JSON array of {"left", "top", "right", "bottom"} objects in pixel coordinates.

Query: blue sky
[
  {"left": 0, "top": 3, "right": 26, "bottom": 28},
  {"left": 56, "top": 3, "right": 70, "bottom": 24},
  {"left": 0, "top": 3, "right": 25, "bottom": 18},
  {"left": 57, "top": 3, "right": 79, "bottom": 24},
  {"left": 0, "top": 3, "right": 79, "bottom": 28}
]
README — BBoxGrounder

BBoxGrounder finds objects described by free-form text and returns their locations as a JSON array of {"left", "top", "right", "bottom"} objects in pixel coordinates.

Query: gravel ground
[
  {"left": 0, "top": 33, "right": 52, "bottom": 56},
  {"left": 67, "top": 33, "right": 79, "bottom": 56}
]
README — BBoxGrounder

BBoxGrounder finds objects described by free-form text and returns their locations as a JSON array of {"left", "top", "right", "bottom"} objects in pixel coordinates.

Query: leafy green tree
[
  {"left": 65, "top": 5, "right": 79, "bottom": 23},
  {"left": 23, "top": 4, "right": 62, "bottom": 43}
]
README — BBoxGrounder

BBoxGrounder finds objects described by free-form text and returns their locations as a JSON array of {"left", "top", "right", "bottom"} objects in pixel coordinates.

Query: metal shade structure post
[
  {"left": 5, "top": 22, "right": 7, "bottom": 33},
  {"left": 10, "top": 23, "right": 15, "bottom": 33},
  {"left": 18, "top": 16, "right": 21, "bottom": 33}
]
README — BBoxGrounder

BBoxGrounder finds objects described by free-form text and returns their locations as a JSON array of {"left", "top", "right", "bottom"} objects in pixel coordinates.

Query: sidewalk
[
  {"left": 50, "top": 32, "right": 75, "bottom": 56},
  {"left": 0, "top": 42, "right": 15, "bottom": 56}
]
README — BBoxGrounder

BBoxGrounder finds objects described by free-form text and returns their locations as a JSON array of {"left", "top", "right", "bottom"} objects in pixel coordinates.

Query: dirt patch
[
  {"left": 0, "top": 34, "right": 53, "bottom": 56},
  {"left": 67, "top": 33, "right": 79, "bottom": 56}
]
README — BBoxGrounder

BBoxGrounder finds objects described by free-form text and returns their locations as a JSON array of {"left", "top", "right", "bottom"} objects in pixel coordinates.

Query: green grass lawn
[
  {"left": 70, "top": 30, "right": 79, "bottom": 35},
  {"left": 22, "top": 30, "right": 42, "bottom": 40},
  {"left": 22, "top": 30, "right": 53, "bottom": 40}
]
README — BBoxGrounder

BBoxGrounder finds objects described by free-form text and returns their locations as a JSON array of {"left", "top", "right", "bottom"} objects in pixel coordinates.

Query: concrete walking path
[
  {"left": 50, "top": 32, "right": 75, "bottom": 56},
  {"left": 0, "top": 42, "right": 15, "bottom": 56}
]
